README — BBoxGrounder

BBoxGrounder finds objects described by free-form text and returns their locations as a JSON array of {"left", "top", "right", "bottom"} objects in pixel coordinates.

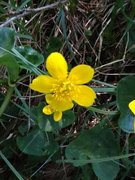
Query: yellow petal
[
  {"left": 46, "top": 94, "right": 53, "bottom": 104},
  {"left": 46, "top": 52, "right": 68, "bottom": 80},
  {"left": 53, "top": 111, "right": 62, "bottom": 121},
  {"left": 29, "top": 75, "right": 56, "bottom": 93},
  {"left": 42, "top": 105, "right": 54, "bottom": 115},
  {"left": 72, "top": 85, "right": 96, "bottom": 107},
  {"left": 68, "top": 65, "right": 94, "bottom": 84},
  {"left": 45, "top": 94, "right": 74, "bottom": 111},
  {"left": 128, "top": 100, "right": 135, "bottom": 115}
]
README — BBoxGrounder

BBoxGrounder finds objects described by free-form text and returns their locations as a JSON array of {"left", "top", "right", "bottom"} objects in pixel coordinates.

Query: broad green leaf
[
  {"left": 116, "top": 76, "right": 135, "bottom": 133},
  {"left": 125, "top": 25, "right": 135, "bottom": 53},
  {"left": 118, "top": 110, "right": 135, "bottom": 133},
  {"left": 16, "top": 128, "right": 58, "bottom": 156},
  {"left": 18, "top": 123, "right": 28, "bottom": 136},
  {"left": 0, "top": 53, "right": 19, "bottom": 82},
  {"left": 66, "top": 126, "right": 119, "bottom": 162},
  {"left": 0, "top": 27, "right": 15, "bottom": 56},
  {"left": 31, "top": 103, "right": 76, "bottom": 132},
  {"left": 16, "top": 128, "right": 46, "bottom": 156},
  {"left": 117, "top": 76, "right": 135, "bottom": 112},
  {"left": 16, "top": 46, "right": 44, "bottom": 69},
  {"left": 65, "top": 126, "right": 120, "bottom": 179},
  {"left": 92, "top": 161, "right": 120, "bottom": 180}
]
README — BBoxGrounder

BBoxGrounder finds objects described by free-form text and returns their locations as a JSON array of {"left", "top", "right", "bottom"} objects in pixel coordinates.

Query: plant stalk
[{"left": 0, "top": 86, "right": 14, "bottom": 117}]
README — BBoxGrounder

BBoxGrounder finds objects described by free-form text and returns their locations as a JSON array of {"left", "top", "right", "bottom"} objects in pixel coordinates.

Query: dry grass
[{"left": 1, "top": 0, "right": 135, "bottom": 179}]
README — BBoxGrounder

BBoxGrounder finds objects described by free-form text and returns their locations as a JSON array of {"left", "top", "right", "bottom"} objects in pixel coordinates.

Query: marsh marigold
[
  {"left": 29, "top": 52, "right": 96, "bottom": 121},
  {"left": 129, "top": 100, "right": 135, "bottom": 115}
]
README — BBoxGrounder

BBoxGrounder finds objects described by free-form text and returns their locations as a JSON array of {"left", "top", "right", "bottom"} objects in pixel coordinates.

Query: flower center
[{"left": 51, "top": 80, "right": 75, "bottom": 101}]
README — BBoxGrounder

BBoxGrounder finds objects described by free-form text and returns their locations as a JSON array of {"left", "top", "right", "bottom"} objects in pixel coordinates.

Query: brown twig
[{"left": 0, "top": 0, "right": 68, "bottom": 28}]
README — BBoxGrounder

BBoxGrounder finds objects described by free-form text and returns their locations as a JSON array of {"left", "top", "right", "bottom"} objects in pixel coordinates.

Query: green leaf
[
  {"left": 125, "top": 25, "right": 135, "bottom": 53},
  {"left": 31, "top": 103, "right": 76, "bottom": 132},
  {"left": 18, "top": 123, "right": 28, "bottom": 136},
  {"left": 66, "top": 126, "right": 119, "bottom": 162},
  {"left": 92, "top": 161, "right": 120, "bottom": 180},
  {"left": 117, "top": 76, "right": 135, "bottom": 112},
  {"left": 16, "top": 45, "right": 44, "bottom": 69},
  {"left": 116, "top": 76, "right": 135, "bottom": 133},
  {"left": 45, "top": 37, "right": 63, "bottom": 54},
  {"left": 0, "top": 27, "right": 15, "bottom": 56},
  {"left": 65, "top": 126, "right": 120, "bottom": 179},
  {"left": 16, "top": 128, "right": 59, "bottom": 156},
  {"left": 118, "top": 110, "right": 135, "bottom": 133},
  {"left": 0, "top": 53, "right": 19, "bottom": 83},
  {"left": 68, "top": 0, "right": 78, "bottom": 14},
  {"left": 16, "top": 128, "right": 46, "bottom": 156}
]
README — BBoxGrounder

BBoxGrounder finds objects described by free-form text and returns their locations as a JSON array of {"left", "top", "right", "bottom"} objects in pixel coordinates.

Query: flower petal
[
  {"left": 72, "top": 85, "right": 96, "bottom": 107},
  {"left": 68, "top": 65, "right": 94, "bottom": 84},
  {"left": 46, "top": 94, "right": 53, "bottom": 104},
  {"left": 129, "top": 100, "right": 135, "bottom": 115},
  {"left": 45, "top": 94, "right": 74, "bottom": 111},
  {"left": 29, "top": 75, "right": 56, "bottom": 93},
  {"left": 53, "top": 111, "right": 62, "bottom": 121},
  {"left": 46, "top": 52, "right": 68, "bottom": 80},
  {"left": 43, "top": 105, "right": 54, "bottom": 115}
]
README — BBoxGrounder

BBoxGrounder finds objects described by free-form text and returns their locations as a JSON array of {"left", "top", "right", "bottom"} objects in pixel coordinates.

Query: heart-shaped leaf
[
  {"left": 65, "top": 125, "right": 120, "bottom": 179},
  {"left": 31, "top": 103, "right": 76, "bottom": 132},
  {"left": 92, "top": 161, "right": 120, "bottom": 180},
  {"left": 0, "top": 27, "right": 15, "bottom": 56},
  {"left": 0, "top": 53, "right": 19, "bottom": 83},
  {"left": 16, "top": 45, "right": 44, "bottom": 70},
  {"left": 16, "top": 128, "right": 59, "bottom": 156}
]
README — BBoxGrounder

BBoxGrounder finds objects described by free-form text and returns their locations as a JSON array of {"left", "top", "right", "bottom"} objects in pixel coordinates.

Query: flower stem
[{"left": 0, "top": 86, "right": 14, "bottom": 117}]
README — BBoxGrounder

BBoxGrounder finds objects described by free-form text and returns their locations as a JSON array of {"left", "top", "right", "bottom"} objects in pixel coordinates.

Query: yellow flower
[
  {"left": 128, "top": 100, "right": 135, "bottom": 115},
  {"left": 29, "top": 52, "right": 96, "bottom": 121},
  {"left": 128, "top": 100, "right": 135, "bottom": 131}
]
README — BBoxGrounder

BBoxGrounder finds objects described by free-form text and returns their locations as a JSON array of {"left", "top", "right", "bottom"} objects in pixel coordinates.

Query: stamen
[{"left": 50, "top": 80, "right": 75, "bottom": 101}]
